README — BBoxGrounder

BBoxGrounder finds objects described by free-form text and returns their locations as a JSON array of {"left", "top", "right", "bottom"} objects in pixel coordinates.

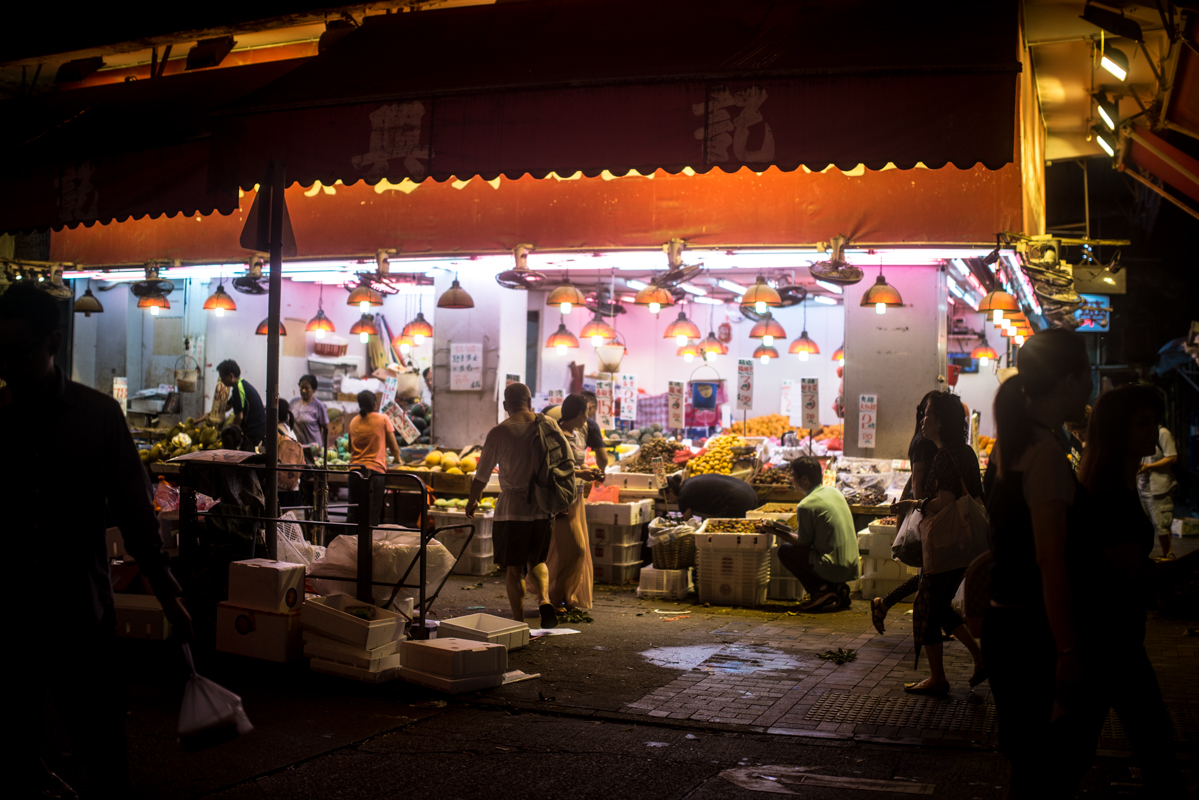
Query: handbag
[
  {"left": 919, "top": 449, "right": 990, "bottom": 574},
  {"left": 892, "top": 508, "right": 924, "bottom": 567}
]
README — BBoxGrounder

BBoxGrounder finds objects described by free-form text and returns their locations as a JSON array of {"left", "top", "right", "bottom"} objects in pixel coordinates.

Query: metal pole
[
  {"left": 264, "top": 160, "right": 285, "bottom": 559},
  {"left": 356, "top": 473, "right": 372, "bottom": 602}
]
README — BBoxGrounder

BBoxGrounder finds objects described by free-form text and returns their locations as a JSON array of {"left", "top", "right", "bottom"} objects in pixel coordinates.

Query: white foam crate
[
  {"left": 594, "top": 560, "right": 642, "bottom": 585},
  {"left": 436, "top": 529, "right": 494, "bottom": 559},
  {"left": 437, "top": 613, "right": 530, "bottom": 651},
  {"left": 857, "top": 530, "right": 895, "bottom": 559},
  {"left": 768, "top": 575, "right": 802, "bottom": 601},
  {"left": 585, "top": 499, "right": 654, "bottom": 526},
  {"left": 747, "top": 505, "right": 795, "bottom": 521},
  {"left": 398, "top": 666, "right": 503, "bottom": 693},
  {"left": 451, "top": 552, "right": 497, "bottom": 576},
  {"left": 311, "top": 657, "right": 401, "bottom": 683},
  {"left": 637, "top": 566, "right": 692, "bottom": 599},
  {"left": 859, "top": 576, "right": 917, "bottom": 600},
  {"left": 588, "top": 521, "right": 643, "bottom": 546},
  {"left": 695, "top": 524, "right": 770, "bottom": 607},
  {"left": 589, "top": 541, "right": 642, "bottom": 565},
  {"left": 601, "top": 469, "right": 682, "bottom": 492},
  {"left": 300, "top": 595, "right": 404, "bottom": 651},
  {"left": 868, "top": 519, "right": 898, "bottom": 535},
  {"left": 860, "top": 556, "right": 918, "bottom": 581},
  {"left": 303, "top": 631, "right": 402, "bottom": 670},
  {"left": 400, "top": 638, "right": 508, "bottom": 678},
  {"left": 430, "top": 509, "right": 494, "bottom": 541}
]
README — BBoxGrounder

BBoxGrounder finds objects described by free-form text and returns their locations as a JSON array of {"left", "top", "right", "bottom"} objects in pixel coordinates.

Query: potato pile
[
  {"left": 688, "top": 435, "right": 744, "bottom": 476},
  {"left": 621, "top": 438, "right": 685, "bottom": 474}
]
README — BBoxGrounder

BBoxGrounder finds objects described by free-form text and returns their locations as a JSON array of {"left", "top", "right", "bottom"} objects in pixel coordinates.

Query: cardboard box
[
  {"left": 300, "top": 595, "right": 404, "bottom": 650},
  {"left": 400, "top": 638, "right": 508, "bottom": 678},
  {"left": 216, "top": 602, "right": 302, "bottom": 662},
  {"left": 302, "top": 631, "right": 402, "bottom": 670},
  {"left": 437, "top": 613, "right": 529, "bottom": 651},
  {"left": 397, "top": 666, "right": 503, "bottom": 694},
  {"left": 114, "top": 594, "right": 171, "bottom": 640},
  {"left": 584, "top": 499, "right": 654, "bottom": 527},
  {"left": 228, "top": 559, "right": 306, "bottom": 614}
]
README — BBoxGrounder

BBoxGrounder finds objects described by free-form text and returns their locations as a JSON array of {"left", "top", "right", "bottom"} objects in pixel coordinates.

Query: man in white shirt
[{"left": 1138, "top": 425, "right": 1178, "bottom": 558}]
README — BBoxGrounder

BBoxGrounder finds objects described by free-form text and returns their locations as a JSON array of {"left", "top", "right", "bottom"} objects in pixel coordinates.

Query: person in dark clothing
[
  {"left": 666, "top": 472, "right": 759, "bottom": 519},
  {"left": 1075, "top": 385, "right": 1194, "bottom": 797},
  {"left": 581, "top": 390, "right": 609, "bottom": 473},
  {"left": 217, "top": 359, "right": 266, "bottom": 447},
  {"left": 0, "top": 283, "right": 192, "bottom": 797}
]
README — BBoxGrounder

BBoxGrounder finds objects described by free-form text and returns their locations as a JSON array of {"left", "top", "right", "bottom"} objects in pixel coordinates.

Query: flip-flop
[
  {"left": 904, "top": 680, "right": 950, "bottom": 697},
  {"left": 539, "top": 604, "right": 559, "bottom": 629},
  {"left": 871, "top": 597, "right": 887, "bottom": 634}
]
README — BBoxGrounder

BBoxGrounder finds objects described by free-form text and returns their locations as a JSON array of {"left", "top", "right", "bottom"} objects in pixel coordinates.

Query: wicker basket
[{"left": 651, "top": 531, "right": 696, "bottom": 570}]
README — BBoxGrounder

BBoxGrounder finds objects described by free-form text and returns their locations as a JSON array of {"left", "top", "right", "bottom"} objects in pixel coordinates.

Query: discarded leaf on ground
[{"left": 817, "top": 647, "right": 858, "bottom": 664}]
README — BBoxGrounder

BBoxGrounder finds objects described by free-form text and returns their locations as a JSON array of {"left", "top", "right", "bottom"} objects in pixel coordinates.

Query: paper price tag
[
  {"left": 736, "top": 360, "right": 753, "bottom": 410},
  {"left": 449, "top": 343, "right": 483, "bottom": 391},
  {"left": 858, "top": 393, "right": 878, "bottom": 449}
]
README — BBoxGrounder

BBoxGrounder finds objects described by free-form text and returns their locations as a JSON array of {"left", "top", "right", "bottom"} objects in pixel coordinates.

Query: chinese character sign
[
  {"left": 858, "top": 393, "right": 878, "bottom": 449},
  {"left": 619, "top": 374, "right": 637, "bottom": 421},
  {"left": 547, "top": 389, "right": 564, "bottom": 407},
  {"left": 113, "top": 377, "right": 127, "bottom": 416},
  {"left": 736, "top": 360, "right": 753, "bottom": 411},
  {"left": 382, "top": 376, "right": 399, "bottom": 408},
  {"left": 800, "top": 378, "right": 819, "bottom": 429},
  {"left": 595, "top": 379, "right": 614, "bottom": 429},
  {"left": 382, "top": 401, "right": 421, "bottom": 445},
  {"left": 449, "top": 342, "right": 483, "bottom": 391},
  {"left": 667, "top": 381, "right": 685, "bottom": 430},
  {"left": 505, "top": 373, "right": 521, "bottom": 387},
  {"left": 780, "top": 379, "right": 795, "bottom": 423}
]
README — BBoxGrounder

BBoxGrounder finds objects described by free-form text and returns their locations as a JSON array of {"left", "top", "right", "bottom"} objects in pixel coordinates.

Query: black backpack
[{"left": 526, "top": 414, "right": 578, "bottom": 516}]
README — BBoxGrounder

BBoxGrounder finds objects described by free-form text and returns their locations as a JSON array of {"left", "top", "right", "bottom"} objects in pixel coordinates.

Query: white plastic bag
[
  {"left": 646, "top": 516, "right": 697, "bottom": 548},
  {"left": 311, "top": 525, "right": 452, "bottom": 612},
  {"left": 178, "top": 644, "right": 253, "bottom": 751},
  {"left": 891, "top": 509, "right": 923, "bottom": 567}
]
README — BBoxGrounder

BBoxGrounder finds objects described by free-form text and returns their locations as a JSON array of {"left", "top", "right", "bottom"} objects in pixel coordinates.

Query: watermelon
[
  {"left": 412, "top": 416, "right": 428, "bottom": 431},
  {"left": 417, "top": 435, "right": 431, "bottom": 444},
  {"left": 409, "top": 403, "right": 427, "bottom": 418}
]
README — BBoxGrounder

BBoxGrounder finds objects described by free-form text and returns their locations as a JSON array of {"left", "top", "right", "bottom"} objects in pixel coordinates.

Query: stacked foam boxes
[
  {"left": 636, "top": 566, "right": 693, "bottom": 600},
  {"left": 215, "top": 559, "right": 306, "bottom": 662},
  {"left": 857, "top": 520, "right": 918, "bottom": 599},
  {"left": 300, "top": 594, "right": 412, "bottom": 682},
  {"left": 437, "top": 612, "right": 530, "bottom": 650},
  {"left": 586, "top": 499, "right": 653, "bottom": 585},
  {"left": 431, "top": 508, "right": 495, "bottom": 575},
  {"left": 399, "top": 638, "right": 509, "bottom": 693},
  {"left": 747, "top": 505, "right": 799, "bottom": 601},
  {"left": 695, "top": 523, "right": 771, "bottom": 607}
]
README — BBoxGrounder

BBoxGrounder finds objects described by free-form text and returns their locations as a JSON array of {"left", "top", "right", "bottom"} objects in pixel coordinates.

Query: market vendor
[
  {"left": 216, "top": 359, "right": 266, "bottom": 448},
  {"left": 289, "top": 373, "right": 330, "bottom": 450},
  {"left": 666, "top": 473, "right": 759, "bottom": 519},
  {"left": 581, "top": 390, "right": 610, "bottom": 472},
  {"left": 763, "top": 456, "right": 858, "bottom": 612}
]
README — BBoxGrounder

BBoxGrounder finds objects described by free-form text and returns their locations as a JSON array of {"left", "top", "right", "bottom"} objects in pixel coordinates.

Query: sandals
[
  {"left": 871, "top": 597, "right": 887, "bottom": 634},
  {"left": 538, "top": 604, "right": 559, "bottom": 630},
  {"left": 904, "top": 679, "right": 950, "bottom": 697}
]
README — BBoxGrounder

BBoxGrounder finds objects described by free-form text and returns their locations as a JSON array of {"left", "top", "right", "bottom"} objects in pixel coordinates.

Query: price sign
[
  {"left": 858, "top": 393, "right": 878, "bottom": 449},
  {"left": 736, "top": 360, "right": 753, "bottom": 410},
  {"left": 382, "top": 375, "right": 399, "bottom": 407},
  {"left": 382, "top": 401, "right": 421, "bottom": 444},
  {"left": 113, "top": 377, "right": 128, "bottom": 416},
  {"left": 547, "top": 388, "right": 564, "bottom": 407},
  {"left": 667, "top": 380, "right": 685, "bottom": 430},
  {"left": 449, "top": 342, "right": 483, "bottom": 391},
  {"left": 595, "top": 380, "right": 615, "bottom": 428},
  {"left": 780, "top": 379, "right": 795, "bottom": 422},
  {"left": 800, "top": 377, "right": 819, "bottom": 429},
  {"left": 619, "top": 374, "right": 637, "bottom": 421}
]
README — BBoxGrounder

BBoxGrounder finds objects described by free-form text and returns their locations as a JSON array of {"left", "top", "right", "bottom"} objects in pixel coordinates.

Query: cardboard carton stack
[
  {"left": 300, "top": 594, "right": 410, "bottom": 683},
  {"left": 216, "top": 559, "right": 305, "bottom": 662}
]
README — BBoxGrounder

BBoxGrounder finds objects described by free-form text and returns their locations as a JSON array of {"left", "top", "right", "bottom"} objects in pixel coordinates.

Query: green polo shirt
[{"left": 794, "top": 486, "right": 859, "bottom": 583}]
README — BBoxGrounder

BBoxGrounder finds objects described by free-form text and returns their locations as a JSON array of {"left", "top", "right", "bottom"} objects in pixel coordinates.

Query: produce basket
[{"left": 647, "top": 517, "right": 697, "bottom": 569}]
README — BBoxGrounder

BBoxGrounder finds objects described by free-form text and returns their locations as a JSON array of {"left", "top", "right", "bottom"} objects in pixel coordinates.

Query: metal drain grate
[
  {"left": 803, "top": 691, "right": 997, "bottom": 733},
  {"left": 1101, "top": 705, "right": 1199, "bottom": 743}
]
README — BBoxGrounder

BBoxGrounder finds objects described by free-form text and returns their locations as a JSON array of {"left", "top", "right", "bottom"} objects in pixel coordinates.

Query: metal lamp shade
[
  {"left": 437, "top": 279, "right": 475, "bottom": 309},
  {"left": 349, "top": 314, "right": 378, "bottom": 337},
  {"left": 74, "top": 287, "right": 104, "bottom": 317},
  {"left": 203, "top": 284, "right": 237, "bottom": 313},
  {"left": 749, "top": 313, "right": 786, "bottom": 340},
  {"left": 256, "top": 317, "right": 287, "bottom": 335},
  {"left": 305, "top": 308, "right": 335, "bottom": 334},
  {"left": 402, "top": 311, "right": 433, "bottom": 338},
  {"left": 546, "top": 279, "right": 586, "bottom": 310},
  {"left": 741, "top": 276, "right": 782, "bottom": 310},
  {"left": 788, "top": 330, "right": 820, "bottom": 355},
  {"left": 860, "top": 275, "right": 903, "bottom": 308},
  {"left": 663, "top": 311, "right": 701, "bottom": 340}
]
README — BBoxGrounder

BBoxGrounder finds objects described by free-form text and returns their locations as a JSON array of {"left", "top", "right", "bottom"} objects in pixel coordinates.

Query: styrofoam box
[
  {"left": 857, "top": 531, "right": 896, "bottom": 560},
  {"left": 594, "top": 560, "right": 642, "bottom": 585},
  {"left": 437, "top": 529, "right": 494, "bottom": 559},
  {"left": 430, "top": 509, "right": 494, "bottom": 543},
  {"left": 859, "top": 576, "right": 917, "bottom": 600},
  {"left": 601, "top": 469, "right": 682, "bottom": 492},
  {"left": 868, "top": 520, "right": 898, "bottom": 536},
  {"left": 589, "top": 522, "right": 642, "bottom": 546},
  {"left": 228, "top": 559, "right": 306, "bottom": 614},
  {"left": 300, "top": 595, "right": 404, "bottom": 650},
  {"left": 585, "top": 499, "right": 654, "bottom": 526},
  {"left": 451, "top": 553, "right": 497, "bottom": 576},
  {"left": 398, "top": 666, "right": 503, "bottom": 693},
  {"left": 312, "top": 657, "right": 401, "bottom": 683},
  {"left": 768, "top": 575, "right": 802, "bottom": 601},
  {"left": 400, "top": 638, "right": 508, "bottom": 678},
  {"left": 216, "top": 602, "right": 302, "bottom": 662},
  {"left": 303, "top": 631, "right": 402, "bottom": 670},
  {"left": 747, "top": 506, "right": 795, "bottom": 521},
  {"left": 589, "top": 541, "right": 642, "bottom": 565},
  {"left": 860, "top": 556, "right": 919, "bottom": 581},
  {"left": 637, "top": 566, "right": 692, "bottom": 599},
  {"left": 114, "top": 594, "right": 171, "bottom": 640},
  {"left": 437, "top": 613, "right": 529, "bottom": 651}
]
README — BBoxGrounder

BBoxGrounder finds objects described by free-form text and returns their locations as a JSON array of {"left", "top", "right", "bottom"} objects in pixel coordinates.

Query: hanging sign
[
  {"left": 382, "top": 375, "right": 399, "bottom": 407},
  {"left": 382, "top": 400, "right": 421, "bottom": 445},
  {"left": 595, "top": 379, "right": 615, "bottom": 429},
  {"left": 449, "top": 342, "right": 483, "bottom": 391},
  {"left": 780, "top": 379, "right": 795, "bottom": 423},
  {"left": 858, "top": 393, "right": 878, "bottom": 449},
  {"left": 800, "top": 378, "right": 819, "bottom": 429},
  {"left": 667, "top": 381, "right": 685, "bottom": 430},
  {"left": 736, "top": 360, "right": 753, "bottom": 410},
  {"left": 619, "top": 373, "right": 637, "bottom": 421},
  {"left": 113, "top": 377, "right": 127, "bottom": 416}
]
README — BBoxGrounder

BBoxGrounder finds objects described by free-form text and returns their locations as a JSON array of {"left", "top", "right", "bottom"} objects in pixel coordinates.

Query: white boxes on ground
[
  {"left": 860, "top": 556, "right": 918, "bottom": 582},
  {"left": 399, "top": 638, "right": 508, "bottom": 693},
  {"left": 301, "top": 595, "right": 409, "bottom": 682},
  {"left": 594, "top": 561, "right": 642, "bottom": 585},
  {"left": 114, "top": 594, "right": 171, "bottom": 639},
  {"left": 431, "top": 510, "right": 496, "bottom": 575},
  {"left": 228, "top": 559, "right": 306, "bottom": 613},
  {"left": 589, "top": 541, "right": 641, "bottom": 565},
  {"left": 216, "top": 602, "right": 302, "bottom": 662},
  {"left": 438, "top": 613, "right": 529, "bottom": 650},
  {"left": 586, "top": 498, "right": 654, "bottom": 527},
  {"left": 694, "top": 522, "right": 772, "bottom": 607},
  {"left": 637, "top": 566, "right": 692, "bottom": 599}
]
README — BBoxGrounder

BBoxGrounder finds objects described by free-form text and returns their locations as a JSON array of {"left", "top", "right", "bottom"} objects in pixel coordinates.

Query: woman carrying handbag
[{"left": 890, "top": 392, "right": 986, "bottom": 696}]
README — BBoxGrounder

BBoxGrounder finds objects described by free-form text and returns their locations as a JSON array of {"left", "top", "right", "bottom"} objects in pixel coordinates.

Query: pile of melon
[{"left": 423, "top": 450, "right": 479, "bottom": 476}]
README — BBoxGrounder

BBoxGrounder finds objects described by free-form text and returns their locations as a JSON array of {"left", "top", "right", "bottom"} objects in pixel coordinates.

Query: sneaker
[{"left": 797, "top": 590, "right": 839, "bottom": 613}]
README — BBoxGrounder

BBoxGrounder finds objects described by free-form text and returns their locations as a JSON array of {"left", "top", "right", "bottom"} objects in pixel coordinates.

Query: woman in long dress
[{"left": 547, "top": 393, "right": 604, "bottom": 613}]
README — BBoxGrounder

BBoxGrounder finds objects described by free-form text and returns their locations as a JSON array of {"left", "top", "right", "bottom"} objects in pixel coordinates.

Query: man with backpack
[{"left": 467, "top": 383, "right": 576, "bottom": 628}]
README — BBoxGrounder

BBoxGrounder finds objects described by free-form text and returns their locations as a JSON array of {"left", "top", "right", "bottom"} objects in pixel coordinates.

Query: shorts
[
  {"left": 493, "top": 518, "right": 554, "bottom": 569},
  {"left": 1142, "top": 494, "right": 1173, "bottom": 537}
]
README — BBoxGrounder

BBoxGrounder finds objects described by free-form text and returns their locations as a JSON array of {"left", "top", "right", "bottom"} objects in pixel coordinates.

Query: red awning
[
  {"left": 0, "top": 59, "right": 307, "bottom": 233},
  {"left": 1123, "top": 126, "right": 1199, "bottom": 204},
  {"left": 210, "top": 0, "right": 1020, "bottom": 192}
]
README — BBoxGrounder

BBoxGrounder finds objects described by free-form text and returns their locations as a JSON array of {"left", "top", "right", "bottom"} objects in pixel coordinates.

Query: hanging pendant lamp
[
  {"left": 831, "top": 344, "right": 845, "bottom": 365},
  {"left": 203, "top": 282, "right": 237, "bottom": 317},
  {"left": 350, "top": 314, "right": 377, "bottom": 343},
  {"left": 580, "top": 313, "right": 615, "bottom": 347},
  {"left": 971, "top": 342, "right": 999, "bottom": 366},
  {"left": 137, "top": 294, "right": 170, "bottom": 315},
  {"left": 437, "top": 274, "right": 475, "bottom": 309},
  {"left": 677, "top": 341, "right": 700, "bottom": 363},
  {"left": 392, "top": 333, "right": 414, "bottom": 355},
  {"left": 545, "top": 320, "right": 580, "bottom": 355},
  {"left": 663, "top": 309, "right": 701, "bottom": 346},
  {"left": 749, "top": 312, "right": 786, "bottom": 347},
  {"left": 634, "top": 284, "right": 673, "bottom": 315},
  {"left": 306, "top": 284, "right": 336, "bottom": 338},
  {"left": 741, "top": 275, "right": 782, "bottom": 314},
  {"left": 698, "top": 331, "right": 727, "bottom": 361},
  {"left": 860, "top": 265, "right": 903, "bottom": 315},
  {"left": 347, "top": 277, "right": 383, "bottom": 311},
  {"left": 256, "top": 318, "right": 287, "bottom": 336},
  {"left": 402, "top": 311, "right": 433, "bottom": 345},
  {"left": 978, "top": 289, "right": 1019, "bottom": 323},
  {"left": 753, "top": 344, "right": 780, "bottom": 364},
  {"left": 788, "top": 331, "right": 820, "bottom": 361},
  {"left": 74, "top": 281, "right": 104, "bottom": 317},
  {"left": 546, "top": 277, "right": 585, "bottom": 315}
]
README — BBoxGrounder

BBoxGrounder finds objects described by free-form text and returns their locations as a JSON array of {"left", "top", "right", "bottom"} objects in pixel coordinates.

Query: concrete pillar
[
  {"left": 430, "top": 267, "right": 529, "bottom": 447},
  {"left": 841, "top": 265, "right": 947, "bottom": 459}
]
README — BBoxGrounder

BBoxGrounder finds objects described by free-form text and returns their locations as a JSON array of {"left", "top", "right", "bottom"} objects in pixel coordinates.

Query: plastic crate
[
  {"left": 588, "top": 522, "right": 643, "bottom": 546},
  {"left": 438, "top": 531, "right": 494, "bottom": 559},
  {"left": 313, "top": 339, "right": 349, "bottom": 358},
  {"left": 636, "top": 566, "right": 692, "bottom": 599},
  {"left": 593, "top": 560, "right": 642, "bottom": 585},
  {"left": 695, "top": 523, "right": 771, "bottom": 607},
  {"left": 589, "top": 541, "right": 642, "bottom": 565},
  {"left": 767, "top": 575, "right": 802, "bottom": 601}
]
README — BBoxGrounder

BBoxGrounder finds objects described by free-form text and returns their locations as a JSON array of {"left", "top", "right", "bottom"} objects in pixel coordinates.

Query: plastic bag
[
  {"left": 891, "top": 509, "right": 924, "bottom": 567},
  {"left": 177, "top": 644, "right": 253, "bottom": 752},
  {"left": 921, "top": 494, "right": 990, "bottom": 575},
  {"left": 311, "top": 525, "right": 452, "bottom": 612},
  {"left": 153, "top": 480, "right": 217, "bottom": 514},
  {"left": 646, "top": 516, "right": 697, "bottom": 548},
  {"left": 586, "top": 483, "right": 621, "bottom": 504}
]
